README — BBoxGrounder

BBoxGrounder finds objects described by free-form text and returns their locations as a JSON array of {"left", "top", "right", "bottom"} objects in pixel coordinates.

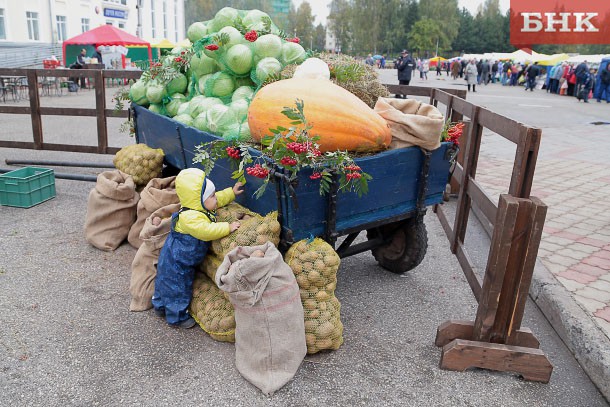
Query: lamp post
[{"left": 136, "top": 0, "right": 143, "bottom": 38}]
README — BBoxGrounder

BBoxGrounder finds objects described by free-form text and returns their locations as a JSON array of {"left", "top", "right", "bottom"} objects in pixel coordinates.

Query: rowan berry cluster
[
  {"left": 226, "top": 146, "right": 240, "bottom": 159},
  {"left": 246, "top": 164, "right": 269, "bottom": 178},
  {"left": 244, "top": 30, "right": 258, "bottom": 42}
]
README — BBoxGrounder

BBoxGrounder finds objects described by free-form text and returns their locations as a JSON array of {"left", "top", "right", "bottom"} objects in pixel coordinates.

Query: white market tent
[{"left": 565, "top": 54, "right": 610, "bottom": 65}]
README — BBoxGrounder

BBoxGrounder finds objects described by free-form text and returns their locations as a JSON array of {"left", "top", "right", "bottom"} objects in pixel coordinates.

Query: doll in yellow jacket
[{"left": 152, "top": 168, "right": 243, "bottom": 328}]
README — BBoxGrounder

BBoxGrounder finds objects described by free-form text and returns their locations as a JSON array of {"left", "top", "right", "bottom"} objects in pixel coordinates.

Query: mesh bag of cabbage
[
  {"left": 189, "top": 272, "right": 236, "bottom": 342},
  {"left": 285, "top": 238, "right": 344, "bottom": 354},
  {"left": 113, "top": 144, "right": 164, "bottom": 187}
]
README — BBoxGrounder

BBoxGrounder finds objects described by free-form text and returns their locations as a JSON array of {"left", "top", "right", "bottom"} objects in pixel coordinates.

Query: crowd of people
[{"left": 403, "top": 55, "right": 610, "bottom": 103}]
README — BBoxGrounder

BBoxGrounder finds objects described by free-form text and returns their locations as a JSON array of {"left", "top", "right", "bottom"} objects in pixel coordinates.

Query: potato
[
  {"left": 307, "top": 270, "right": 323, "bottom": 286},
  {"left": 319, "top": 301, "right": 327, "bottom": 311},
  {"left": 308, "top": 309, "right": 320, "bottom": 319},
  {"left": 255, "top": 235, "right": 268, "bottom": 245},
  {"left": 325, "top": 281, "right": 337, "bottom": 292},
  {"left": 256, "top": 223, "right": 269, "bottom": 234},
  {"left": 315, "top": 290, "right": 330, "bottom": 302},
  {"left": 303, "top": 299, "right": 317, "bottom": 310},
  {"left": 296, "top": 274, "right": 310, "bottom": 290},
  {"left": 305, "top": 333, "right": 317, "bottom": 347},
  {"left": 268, "top": 221, "right": 281, "bottom": 234},
  {"left": 331, "top": 336, "right": 343, "bottom": 349},
  {"left": 304, "top": 320, "right": 317, "bottom": 332},
  {"left": 219, "top": 316, "right": 236, "bottom": 331},
  {"left": 291, "top": 263, "right": 303, "bottom": 275},
  {"left": 323, "top": 254, "right": 339, "bottom": 267},
  {"left": 317, "top": 338, "right": 333, "bottom": 349},
  {"left": 316, "top": 321, "right": 335, "bottom": 338}
]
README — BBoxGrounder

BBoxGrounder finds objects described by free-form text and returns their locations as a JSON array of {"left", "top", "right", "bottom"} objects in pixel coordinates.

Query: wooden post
[
  {"left": 94, "top": 70, "right": 108, "bottom": 154},
  {"left": 436, "top": 194, "right": 552, "bottom": 383},
  {"left": 27, "top": 70, "right": 43, "bottom": 149}
]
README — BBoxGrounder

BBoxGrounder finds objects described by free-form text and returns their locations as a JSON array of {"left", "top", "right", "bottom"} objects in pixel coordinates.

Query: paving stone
[
  {"left": 590, "top": 279, "right": 610, "bottom": 293},
  {"left": 555, "top": 231, "right": 586, "bottom": 241},
  {"left": 539, "top": 241, "right": 564, "bottom": 252},
  {"left": 594, "top": 306, "right": 610, "bottom": 323},
  {"left": 560, "top": 248, "right": 592, "bottom": 261},
  {"left": 546, "top": 253, "right": 581, "bottom": 267},
  {"left": 545, "top": 235, "right": 577, "bottom": 246},
  {"left": 574, "top": 286, "right": 610, "bottom": 302},
  {"left": 572, "top": 263, "right": 609, "bottom": 277},
  {"left": 593, "top": 250, "right": 610, "bottom": 260},
  {"left": 593, "top": 317, "right": 610, "bottom": 339},
  {"left": 587, "top": 233, "right": 610, "bottom": 243},
  {"left": 556, "top": 276, "right": 586, "bottom": 292},
  {"left": 541, "top": 259, "right": 567, "bottom": 275},
  {"left": 583, "top": 256, "right": 610, "bottom": 270},
  {"left": 578, "top": 237, "right": 608, "bottom": 248},
  {"left": 571, "top": 242, "right": 602, "bottom": 254},
  {"left": 559, "top": 270, "right": 598, "bottom": 285},
  {"left": 574, "top": 295, "right": 606, "bottom": 313}
]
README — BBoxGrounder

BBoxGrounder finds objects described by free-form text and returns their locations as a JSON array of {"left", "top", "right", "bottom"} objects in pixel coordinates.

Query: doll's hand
[
  {"left": 230, "top": 221, "right": 240, "bottom": 232},
  {"left": 233, "top": 182, "right": 244, "bottom": 196}
]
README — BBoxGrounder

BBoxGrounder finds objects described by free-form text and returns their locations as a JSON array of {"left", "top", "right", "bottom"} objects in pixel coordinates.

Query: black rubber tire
[{"left": 367, "top": 216, "right": 428, "bottom": 274}]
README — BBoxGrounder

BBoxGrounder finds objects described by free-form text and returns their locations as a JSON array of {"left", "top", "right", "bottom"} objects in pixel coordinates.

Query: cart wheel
[{"left": 367, "top": 216, "right": 428, "bottom": 274}]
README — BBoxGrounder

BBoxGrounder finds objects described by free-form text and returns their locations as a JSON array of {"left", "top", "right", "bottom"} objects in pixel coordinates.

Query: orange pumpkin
[{"left": 247, "top": 78, "right": 391, "bottom": 153}]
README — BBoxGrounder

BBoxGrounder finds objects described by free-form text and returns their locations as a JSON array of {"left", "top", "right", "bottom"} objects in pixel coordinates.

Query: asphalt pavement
[{"left": 1, "top": 75, "right": 609, "bottom": 406}]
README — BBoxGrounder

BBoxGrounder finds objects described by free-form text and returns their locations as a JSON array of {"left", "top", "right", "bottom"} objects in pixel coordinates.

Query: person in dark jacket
[
  {"left": 395, "top": 49, "right": 415, "bottom": 98},
  {"left": 597, "top": 64, "right": 610, "bottom": 103},
  {"left": 524, "top": 64, "right": 540, "bottom": 91}
]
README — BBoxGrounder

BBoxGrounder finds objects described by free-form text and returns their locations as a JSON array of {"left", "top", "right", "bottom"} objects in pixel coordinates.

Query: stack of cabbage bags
[{"left": 129, "top": 7, "right": 308, "bottom": 141}]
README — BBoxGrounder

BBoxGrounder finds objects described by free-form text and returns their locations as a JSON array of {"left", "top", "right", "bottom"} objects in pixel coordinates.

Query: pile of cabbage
[{"left": 128, "top": 7, "right": 309, "bottom": 141}]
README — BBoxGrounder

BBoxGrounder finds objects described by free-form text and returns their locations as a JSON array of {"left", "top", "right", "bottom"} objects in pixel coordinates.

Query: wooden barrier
[
  {"left": 0, "top": 68, "right": 142, "bottom": 154},
  {"left": 435, "top": 194, "right": 552, "bottom": 382}
]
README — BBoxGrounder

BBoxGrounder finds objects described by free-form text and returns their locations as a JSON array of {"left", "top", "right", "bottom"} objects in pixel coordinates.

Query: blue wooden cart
[{"left": 133, "top": 104, "right": 455, "bottom": 273}]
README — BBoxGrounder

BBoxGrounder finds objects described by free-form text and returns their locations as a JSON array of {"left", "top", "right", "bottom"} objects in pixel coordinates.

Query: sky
[{"left": 293, "top": 0, "right": 511, "bottom": 26}]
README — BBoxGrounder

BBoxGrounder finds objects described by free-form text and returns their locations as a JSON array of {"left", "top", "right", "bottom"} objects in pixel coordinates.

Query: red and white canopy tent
[{"left": 62, "top": 25, "right": 152, "bottom": 68}]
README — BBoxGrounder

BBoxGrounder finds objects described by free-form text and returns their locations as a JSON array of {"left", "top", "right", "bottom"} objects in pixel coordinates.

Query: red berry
[
  {"left": 205, "top": 44, "right": 219, "bottom": 51},
  {"left": 245, "top": 30, "right": 258, "bottom": 42},
  {"left": 310, "top": 172, "right": 322, "bottom": 180}
]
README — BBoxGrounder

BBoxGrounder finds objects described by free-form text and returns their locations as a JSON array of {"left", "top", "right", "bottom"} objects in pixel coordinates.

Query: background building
[{"left": 0, "top": 0, "right": 185, "bottom": 68}]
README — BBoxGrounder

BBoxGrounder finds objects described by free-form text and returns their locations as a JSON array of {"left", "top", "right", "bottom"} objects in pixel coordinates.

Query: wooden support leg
[
  {"left": 440, "top": 339, "right": 553, "bottom": 383},
  {"left": 436, "top": 320, "right": 540, "bottom": 348}
]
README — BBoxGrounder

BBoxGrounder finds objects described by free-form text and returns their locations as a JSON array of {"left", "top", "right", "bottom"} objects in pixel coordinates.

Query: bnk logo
[{"left": 510, "top": 0, "right": 610, "bottom": 45}]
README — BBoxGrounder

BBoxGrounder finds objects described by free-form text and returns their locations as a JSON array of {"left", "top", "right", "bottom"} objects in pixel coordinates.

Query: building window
[
  {"left": 163, "top": 0, "right": 167, "bottom": 38},
  {"left": 0, "top": 9, "right": 6, "bottom": 40},
  {"left": 106, "top": 21, "right": 113, "bottom": 26},
  {"left": 174, "top": 1, "right": 178, "bottom": 41},
  {"left": 56, "top": 15, "right": 67, "bottom": 41},
  {"left": 26, "top": 11, "right": 40, "bottom": 41},
  {"left": 81, "top": 18, "right": 90, "bottom": 33},
  {"left": 118, "top": 22, "right": 125, "bottom": 29},
  {"left": 151, "top": 0, "right": 156, "bottom": 38}
]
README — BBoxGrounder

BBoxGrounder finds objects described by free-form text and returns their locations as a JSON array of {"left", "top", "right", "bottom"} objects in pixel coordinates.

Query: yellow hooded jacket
[{"left": 173, "top": 168, "right": 235, "bottom": 241}]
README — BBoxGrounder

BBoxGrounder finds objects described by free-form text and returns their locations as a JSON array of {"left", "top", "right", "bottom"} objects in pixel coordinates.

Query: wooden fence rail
[{"left": 0, "top": 68, "right": 142, "bottom": 154}]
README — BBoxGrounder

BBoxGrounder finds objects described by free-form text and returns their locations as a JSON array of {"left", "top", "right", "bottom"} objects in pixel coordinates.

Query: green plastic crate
[{"left": 0, "top": 167, "right": 56, "bottom": 208}]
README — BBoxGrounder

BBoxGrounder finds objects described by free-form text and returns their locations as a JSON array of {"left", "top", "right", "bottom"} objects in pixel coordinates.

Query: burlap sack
[
  {"left": 84, "top": 170, "right": 139, "bottom": 251},
  {"left": 129, "top": 203, "right": 180, "bottom": 311},
  {"left": 374, "top": 97, "right": 444, "bottom": 150},
  {"left": 216, "top": 242, "right": 306, "bottom": 395},
  {"left": 128, "top": 176, "right": 179, "bottom": 249}
]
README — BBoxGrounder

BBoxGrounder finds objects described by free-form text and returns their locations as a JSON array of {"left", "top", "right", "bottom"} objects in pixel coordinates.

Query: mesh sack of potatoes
[
  {"left": 113, "top": 144, "right": 164, "bottom": 187},
  {"left": 285, "top": 238, "right": 344, "bottom": 354},
  {"left": 189, "top": 272, "right": 235, "bottom": 342},
  {"left": 215, "top": 202, "right": 258, "bottom": 223},
  {"left": 200, "top": 252, "right": 224, "bottom": 282},
  {"left": 210, "top": 210, "right": 281, "bottom": 258}
]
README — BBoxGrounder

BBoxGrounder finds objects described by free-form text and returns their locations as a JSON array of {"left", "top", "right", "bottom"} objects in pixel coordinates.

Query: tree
[
  {"left": 313, "top": 23, "right": 326, "bottom": 51},
  {"left": 407, "top": 19, "right": 450, "bottom": 57},
  {"left": 328, "top": 0, "right": 352, "bottom": 53},
  {"left": 418, "top": 0, "right": 460, "bottom": 46}
]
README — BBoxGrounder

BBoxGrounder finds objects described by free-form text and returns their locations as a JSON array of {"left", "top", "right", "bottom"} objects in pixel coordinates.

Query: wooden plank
[
  {"left": 451, "top": 107, "right": 481, "bottom": 252},
  {"left": 455, "top": 241, "right": 482, "bottom": 300},
  {"left": 473, "top": 194, "right": 519, "bottom": 342},
  {"left": 0, "top": 68, "right": 27, "bottom": 76},
  {"left": 26, "top": 70, "right": 43, "bottom": 149},
  {"left": 449, "top": 96, "right": 475, "bottom": 118},
  {"left": 105, "top": 109, "right": 130, "bottom": 118},
  {"left": 440, "top": 339, "right": 553, "bottom": 383},
  {"left": 509, "top": 127, "right": 541, "bottom": 198},
  {"left": 94, "top": 70, "right": 108, "bottom": 154},
  {"left": 467, "top": 178, "right": 498, "bottom": 224},
  {"left": 436, "top": 320, "right": 541, "bottom": 348},
  {"left": 21, "top": 143, "right": 120, "bottom": 154},
  {"left": 477, "top": 107, "right": 523, "bottom": 144},
  {"left": 0, "top": 140, "right": 36, "bottom": 149},
  {"left": 0, "top": 106, "right": 31, "bottom": 114},
  {"left": 489, "top": 198, "right": 533, "bottom": 344},
  {"left": 509, "top": 197, "right": 547, "bottom": 333},
  {"left": 102, "top": 70, "right": 143, "bottom": 80},
  {"left": 39, "top": 107, "right": 97, "bottom": 116}
]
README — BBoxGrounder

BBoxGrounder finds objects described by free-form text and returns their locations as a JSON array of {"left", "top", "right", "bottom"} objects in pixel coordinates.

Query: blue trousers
[{"left": 153, "top": 213, "right": 209, "bottom": 325}]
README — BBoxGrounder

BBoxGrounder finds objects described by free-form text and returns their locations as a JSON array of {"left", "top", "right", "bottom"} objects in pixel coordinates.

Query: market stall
[{"left": 62, "top": 25, "right": 152, "bottom": 69}]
